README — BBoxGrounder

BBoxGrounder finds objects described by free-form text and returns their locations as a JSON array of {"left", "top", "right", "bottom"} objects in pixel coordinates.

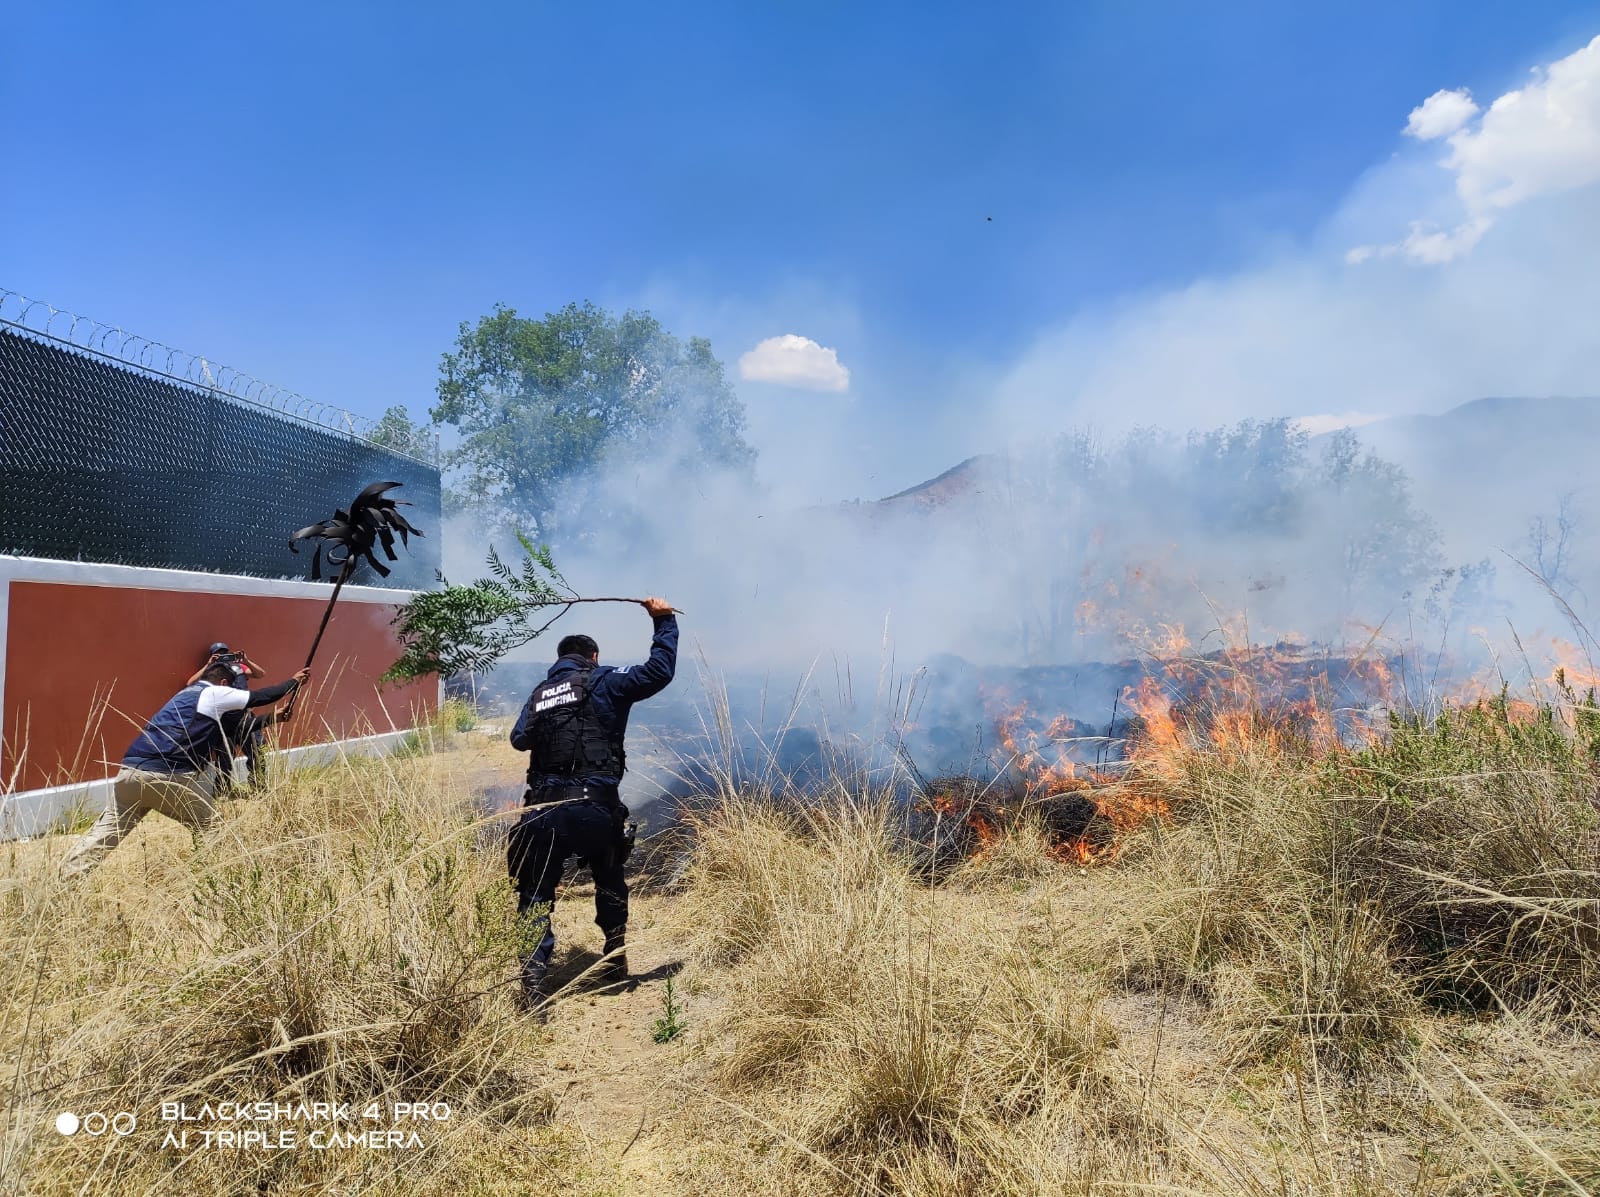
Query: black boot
[
  {"left": 517, "top": 957, "right": 550, "bottom": 1021},
  {"left": 599, "top": 926, "right": 628, "bottom": 987}
]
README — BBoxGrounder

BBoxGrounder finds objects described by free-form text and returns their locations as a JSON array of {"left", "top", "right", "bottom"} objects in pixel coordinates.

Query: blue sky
[{"left": 6, "top": 2, "right": 1600, "bottom": 498}]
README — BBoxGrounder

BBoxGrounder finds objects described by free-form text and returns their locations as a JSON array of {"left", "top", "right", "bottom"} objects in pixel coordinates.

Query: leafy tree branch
[{"left": 387, "top": 534, "right": 677, "bottom": 681}]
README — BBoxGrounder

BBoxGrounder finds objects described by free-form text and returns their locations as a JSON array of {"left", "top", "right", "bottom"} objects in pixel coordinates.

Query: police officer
[{"left": 507, "top": 596, "right": 678, "bottom": 1011}]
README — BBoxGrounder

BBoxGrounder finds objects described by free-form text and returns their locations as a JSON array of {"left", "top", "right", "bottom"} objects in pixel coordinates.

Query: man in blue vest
[
  {"left": 507, "top": 596, "right": 677, "bottom": 1013},
  {"left": 59, "top": 659, "right": 310, "bottom": 879}
]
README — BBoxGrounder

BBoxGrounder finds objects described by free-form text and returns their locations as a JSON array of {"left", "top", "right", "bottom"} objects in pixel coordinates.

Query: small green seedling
[{"left": 652, "top": 975, "right": 686, "bottom": 1044}]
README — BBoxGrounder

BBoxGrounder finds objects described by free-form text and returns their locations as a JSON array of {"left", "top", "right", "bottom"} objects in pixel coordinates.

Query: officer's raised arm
[{"left": 608, "top": 597, "right": 678, "bottom": 702}]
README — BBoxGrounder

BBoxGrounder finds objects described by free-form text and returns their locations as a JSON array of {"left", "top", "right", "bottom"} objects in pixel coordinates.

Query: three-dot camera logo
[{"left": 56, "top": 1111, "right": 136, "bottom": 1136}]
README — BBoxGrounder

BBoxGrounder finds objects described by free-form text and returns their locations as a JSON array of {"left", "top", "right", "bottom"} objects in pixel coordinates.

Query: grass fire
[
  {"left": 9, "top": 638, "right": 1600, "bottom": 1194},
  {"left": 12, "top": 11, "right": 1600, "bottom": 1194}
]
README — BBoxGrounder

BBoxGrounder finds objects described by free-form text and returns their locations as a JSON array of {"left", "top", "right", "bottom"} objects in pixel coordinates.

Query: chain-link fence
[{"left": 0, "top": 303, "right": 440, "bottom": 590}]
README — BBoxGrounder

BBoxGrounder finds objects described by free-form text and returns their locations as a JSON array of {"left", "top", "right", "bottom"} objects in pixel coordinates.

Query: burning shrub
[
  {"left": 955, "top": 639, "right": 1398, "bottom": 873},
  {"left": 904, "top": 773, "right": 1112, "bottom": 882},
  {"left": 905, "top": 773, "right": 994, "bottom": 878},
  {"left": 949, "top": 814, "right": 1062, "bottom": 891}
]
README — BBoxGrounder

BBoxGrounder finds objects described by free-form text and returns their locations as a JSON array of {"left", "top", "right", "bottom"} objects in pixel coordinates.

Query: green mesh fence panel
[{"left": 0, "top": 326, "right": 440, "bottom": 589}]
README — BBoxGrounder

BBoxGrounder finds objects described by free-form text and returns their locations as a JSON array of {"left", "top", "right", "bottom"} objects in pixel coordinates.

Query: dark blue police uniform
[{"left": 507, "top": 612, "right": 677, "bottom": 1002}]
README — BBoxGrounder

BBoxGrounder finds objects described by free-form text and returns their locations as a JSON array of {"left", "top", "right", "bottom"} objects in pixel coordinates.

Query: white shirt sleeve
[{"left": 197, "top": 684, "right": 251, "bottom": 721}]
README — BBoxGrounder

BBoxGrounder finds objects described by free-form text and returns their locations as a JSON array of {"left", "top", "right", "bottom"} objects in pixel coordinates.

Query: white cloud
[
  {"left": 1449, "top": 36, "right": 1600, "bottom": 214},
  {"left": 1356, "top": 35, "right": 1600, "bottom": 264},
  {"left": 1405, "top": 88, "right": 1479, "bottom": 140},
  {"left": 738, "top": 333, "right": 851, "bottom": 392},
  {"left": 1292, "top": 411, "right": 1388, "bottom": 436},
  {"left": 1397, "top": 217, "right": 1492, "bottom": 264},
  {"left": 1348, "top": 216, "right": 1491, "bottom": 266}
]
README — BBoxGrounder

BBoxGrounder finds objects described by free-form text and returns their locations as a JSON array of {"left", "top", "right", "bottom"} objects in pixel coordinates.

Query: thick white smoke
[{"left": 453, "top": 32, "right": 1600, "bottom": 787}]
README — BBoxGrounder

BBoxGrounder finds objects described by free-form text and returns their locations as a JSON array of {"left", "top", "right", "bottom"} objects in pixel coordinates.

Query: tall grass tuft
[
  {"left": 1091, "top": 680, "right": 1600, "bottom": 1078},
  {"left": 1329, "top": 690, "right": 1600, "bottom": 1014},
  {"left": 1, "top": 750, "right": 552, "bottom": 1195},
  {"left": 674, "top": 790, "right": 1135, "bottom": 1194}
]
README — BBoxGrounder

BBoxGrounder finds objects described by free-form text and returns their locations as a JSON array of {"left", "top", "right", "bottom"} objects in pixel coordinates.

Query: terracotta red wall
[{"left": 2, "top": 579, "right": 434, "bottom": 792}]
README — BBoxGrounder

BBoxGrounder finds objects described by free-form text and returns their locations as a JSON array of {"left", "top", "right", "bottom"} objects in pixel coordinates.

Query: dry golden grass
[
  {"left": 4, "top": 699, "right": 1600, "bottom": 1196},
  {"left": 946, "top": 814, "right": 1065, "bottom": 893},
  {"left": 1, "top": 730, "right": 560, "bottom": 1195},
  {"left": 664, "top": 784, "right": 1600, "bottom": 1196},
  {"left": 655, "top": 686, "right": 1600, "bottom": 1196}
]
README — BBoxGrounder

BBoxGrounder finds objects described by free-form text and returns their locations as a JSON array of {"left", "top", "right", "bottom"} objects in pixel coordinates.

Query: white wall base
[{"left": 0, "top": 730, "right": 417, "bottom": 842}]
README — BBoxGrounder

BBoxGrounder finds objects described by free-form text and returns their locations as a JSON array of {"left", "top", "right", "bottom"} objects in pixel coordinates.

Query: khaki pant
[{"left": 59, "top": 767, "right": 221, "bottom": 879}]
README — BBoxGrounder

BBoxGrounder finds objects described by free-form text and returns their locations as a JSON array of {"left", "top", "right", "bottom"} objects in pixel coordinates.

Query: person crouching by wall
[
  {"left": 58, "top": 660, "right": 310, "bottom": 880},
  {"left": 185, "top": 642, "right": 276, "bottom": 791}
]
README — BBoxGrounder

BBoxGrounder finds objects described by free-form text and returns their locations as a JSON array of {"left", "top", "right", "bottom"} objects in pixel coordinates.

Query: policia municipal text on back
[{"left": 506, "top": 596, "right": 678, "bottom": 1015}]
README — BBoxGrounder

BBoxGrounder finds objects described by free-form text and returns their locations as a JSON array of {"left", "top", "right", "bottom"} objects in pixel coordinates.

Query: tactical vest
[
  {"left": 523, "top": 665, "right": 626, "bottom": 784},
  {"left": 123, "top": 684, "right": 226, "bottom": 773}
]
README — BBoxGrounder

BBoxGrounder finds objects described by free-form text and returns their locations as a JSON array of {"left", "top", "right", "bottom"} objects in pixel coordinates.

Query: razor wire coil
[
  {"left": 0, "top": 288, "right": 438, "bottom": 464},
  {"left": 0, "top": 290, "right": 440, "bottom": 588}
]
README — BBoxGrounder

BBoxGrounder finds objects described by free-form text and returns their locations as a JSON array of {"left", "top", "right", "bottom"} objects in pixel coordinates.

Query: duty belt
[{"left": 523, "top": 784, "right": 605, "bottom": 809}]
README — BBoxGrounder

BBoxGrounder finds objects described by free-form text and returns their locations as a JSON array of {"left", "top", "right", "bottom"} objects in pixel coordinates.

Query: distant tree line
[
  {"left": 978, "top": 419, "right": 1471, "bottom": 659},
  {"left": 368, "top": 300, "right": 1486, "bottom": 662}
]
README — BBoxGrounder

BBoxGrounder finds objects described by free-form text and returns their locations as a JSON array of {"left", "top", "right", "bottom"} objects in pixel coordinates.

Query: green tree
[
  {"left": 1184, "top": 418, "right": 1310, "bottom": 533},
  {"left": 367, "top": 404, "right": 435, "bottom": 461},
  {"left": 1317, "top": 428, "right": 1442, "bottom": 612},
  {"left": 431, "top": 302, "right": 755, "bottom": 543}
]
